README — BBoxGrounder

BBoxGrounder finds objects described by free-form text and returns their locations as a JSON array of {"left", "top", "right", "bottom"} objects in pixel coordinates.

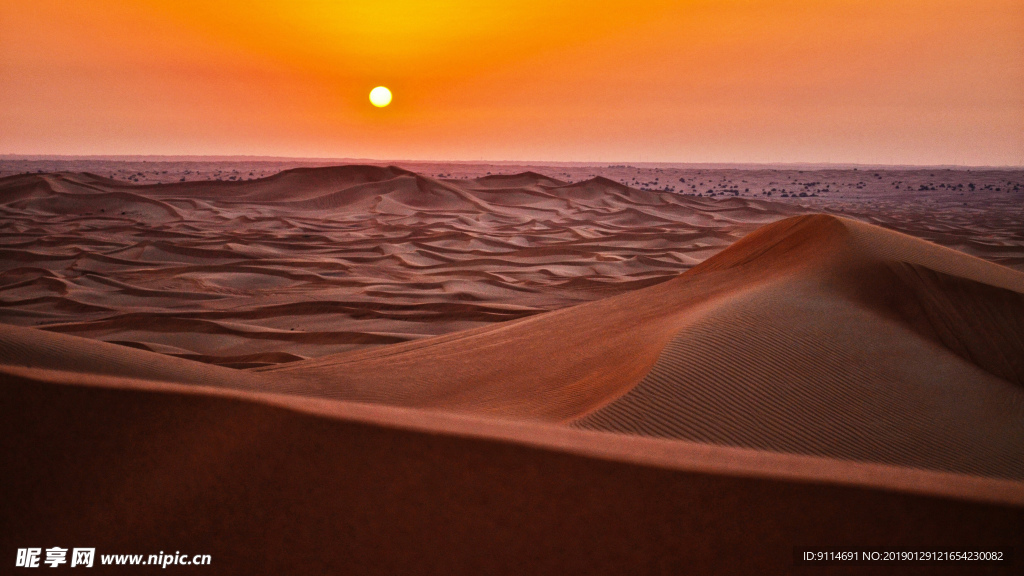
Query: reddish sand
[{"left": 2, "top": 164, "right": 1022, "bottom": 573}]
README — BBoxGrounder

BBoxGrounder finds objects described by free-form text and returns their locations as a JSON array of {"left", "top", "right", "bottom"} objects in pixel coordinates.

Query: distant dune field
[{"left": 0, "top": 167, "right": 803, "bottom": 367}]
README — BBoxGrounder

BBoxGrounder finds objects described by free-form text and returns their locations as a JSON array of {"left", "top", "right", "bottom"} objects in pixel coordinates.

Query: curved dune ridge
[
  {"left": 2, "top": 166, "right": 1024, "bottom": 571},
  {"left": 0, "top": 167, "right": 796, "bottom": 367}
]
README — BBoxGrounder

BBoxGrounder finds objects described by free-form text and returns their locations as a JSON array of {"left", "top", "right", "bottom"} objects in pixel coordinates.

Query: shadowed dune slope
[
  {"left": 265, "top": 214, "right": 1024, "bottom": 478},
  {"left": 1, "top": 367, "right": 1022, "bottom": 575},
  {"left": 0, "top": 322, "right": 274, "bottom": 392}
]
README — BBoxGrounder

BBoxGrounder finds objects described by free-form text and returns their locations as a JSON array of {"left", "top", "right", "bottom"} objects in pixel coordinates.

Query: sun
[{"left": 369, "top": 86, "right": 392, "bottom": 108}]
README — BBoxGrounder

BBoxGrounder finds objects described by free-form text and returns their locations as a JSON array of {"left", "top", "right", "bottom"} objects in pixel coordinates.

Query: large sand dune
[
  {"left": 3, "top": 366, "right": 1022, "bottom": 574},
  {"left": 2, "top": 165, "right": 1022, "bottom": 572}
]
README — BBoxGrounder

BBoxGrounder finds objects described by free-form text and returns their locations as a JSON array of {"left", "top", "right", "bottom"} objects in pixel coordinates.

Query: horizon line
[{"left": 1, "top": 153, "right": 1022, "bottom": 171}]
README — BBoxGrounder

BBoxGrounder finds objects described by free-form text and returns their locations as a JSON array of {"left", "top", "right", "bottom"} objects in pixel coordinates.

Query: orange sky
[{"left": 1, "top": 0, "right": 1022, "bottom": 165}]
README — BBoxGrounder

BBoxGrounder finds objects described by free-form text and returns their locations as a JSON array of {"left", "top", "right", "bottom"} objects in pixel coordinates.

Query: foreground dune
[
  {"left": 2, "top": 366, "right": 1022, "bottom": 574},
  {"left": 2, "top": 167, "right": 1023, "bottom": 572}
]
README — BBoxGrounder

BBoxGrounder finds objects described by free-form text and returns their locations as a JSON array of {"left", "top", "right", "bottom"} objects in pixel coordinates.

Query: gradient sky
[{"left": 1, "top": 0, "right": 1021, "bottom": 165}]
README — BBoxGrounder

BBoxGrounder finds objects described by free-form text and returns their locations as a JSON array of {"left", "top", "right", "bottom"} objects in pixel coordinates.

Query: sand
[
  {"left": 2, "top": 164, "right": 1022, "bottom": 573},
  {"left": 0, "top": 167, "right": 803, "bottom": 367}
]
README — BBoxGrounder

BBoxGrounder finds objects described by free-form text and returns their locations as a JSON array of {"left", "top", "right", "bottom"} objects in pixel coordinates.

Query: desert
[
  {"left": 2, "top": 160, "right": 1023, "bottom": 573},
  {"left": 3, "top": 0, "right": 1023, "bottom": 572}
]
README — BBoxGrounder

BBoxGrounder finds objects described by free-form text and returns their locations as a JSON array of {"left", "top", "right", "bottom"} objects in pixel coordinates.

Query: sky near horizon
[{"left": 1, "top": 1, "right": 1021, "bottom": 165}]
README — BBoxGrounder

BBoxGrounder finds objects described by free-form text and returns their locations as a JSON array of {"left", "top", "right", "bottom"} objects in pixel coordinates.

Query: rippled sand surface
[{"left": 0, "top": 166, "right": 801, "bottom": 366}]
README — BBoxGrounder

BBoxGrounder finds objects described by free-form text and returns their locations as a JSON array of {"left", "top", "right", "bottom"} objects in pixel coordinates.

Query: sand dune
[
  {"left": 573, "top": 220, "right": 1024, "bottom": 478},
  {"left": 4, "top": 366, "right": 1021, "bottom": 574},
  {"left": 2, "top": 165, "right": 1023, "bottom": 572},
  {"left": 259, "top": 214, "right": 1024, "bottom": 479}
]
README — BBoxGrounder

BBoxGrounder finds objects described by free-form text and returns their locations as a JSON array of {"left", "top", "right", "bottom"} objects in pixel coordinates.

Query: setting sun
[
  {"left": 0, "top": 1, "right": 1020, "bottom": 162},
  {"left": 369, "top": 86, "right": 392, "bottom": 108}
]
